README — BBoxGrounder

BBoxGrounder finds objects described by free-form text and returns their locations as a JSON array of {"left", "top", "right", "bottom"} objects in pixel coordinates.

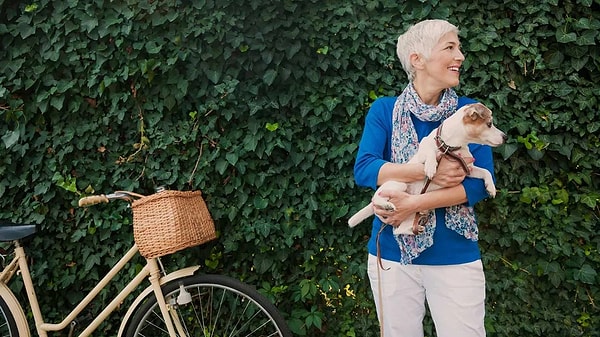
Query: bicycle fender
[
  {"left": 117, "top": 265, "right": 200, "bottom": 337},
  {"left": 0, "top": 283, "right": 31, "bottom": 337}
]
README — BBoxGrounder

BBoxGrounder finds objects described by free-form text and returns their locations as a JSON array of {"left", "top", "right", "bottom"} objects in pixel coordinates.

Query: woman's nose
[{"left": 455, "top": 49, "right": 465, "bottom": 61}]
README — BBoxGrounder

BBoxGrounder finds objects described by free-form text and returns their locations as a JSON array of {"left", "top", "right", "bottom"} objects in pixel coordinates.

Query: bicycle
[{"left": 0, "top": 189, "right": 292, "bottom": 337}]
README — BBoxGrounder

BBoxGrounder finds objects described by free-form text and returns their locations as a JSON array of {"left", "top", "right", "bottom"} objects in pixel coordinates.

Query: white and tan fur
[{"left": 348, "top": 103, "right": 506, "bottom": 235}]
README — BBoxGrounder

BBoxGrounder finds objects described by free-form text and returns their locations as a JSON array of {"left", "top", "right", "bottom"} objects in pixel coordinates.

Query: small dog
[{"left": 348, "top": 103, "right": 507, "bottom": 235}]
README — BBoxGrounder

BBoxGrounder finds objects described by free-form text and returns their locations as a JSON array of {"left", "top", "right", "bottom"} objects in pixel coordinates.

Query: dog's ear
[{"left": 467, "top": 103, "right": 491, "bottom": 120}]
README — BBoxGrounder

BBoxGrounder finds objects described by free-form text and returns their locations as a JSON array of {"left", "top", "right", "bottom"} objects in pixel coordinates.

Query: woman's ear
[{"left": 410, "top": 53, "right": 425, "bottom": 70}]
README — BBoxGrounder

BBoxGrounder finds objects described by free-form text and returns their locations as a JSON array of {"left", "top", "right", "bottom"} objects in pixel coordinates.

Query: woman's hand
[
  {"left": 431, "top": 155, "right": 474, "bottom": 187},
  {"left": 372, "top": 189, "right": 417, "bottom": 227}
]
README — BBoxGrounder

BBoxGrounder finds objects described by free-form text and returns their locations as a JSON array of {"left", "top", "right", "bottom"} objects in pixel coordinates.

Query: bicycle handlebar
[
  {"left": 78, "top": 195, "right": 109, "bottom": 207},
  {"left": 78, "top": 191, "right": 143, "bottom": 207}
]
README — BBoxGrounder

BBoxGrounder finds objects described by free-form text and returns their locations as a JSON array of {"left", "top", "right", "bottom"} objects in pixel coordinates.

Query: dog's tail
[{"left": 348, "top": 203, "right": 375, "bottom": 227}]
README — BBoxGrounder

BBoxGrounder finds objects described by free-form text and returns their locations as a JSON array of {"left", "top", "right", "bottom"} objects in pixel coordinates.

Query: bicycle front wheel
[{"left": 124, "top": 274, "right": 292, "bottom": 337}]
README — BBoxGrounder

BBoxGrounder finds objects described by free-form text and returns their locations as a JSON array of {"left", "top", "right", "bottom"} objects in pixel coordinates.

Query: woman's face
[{"left": 418, "top": 31, "right": 464, "bottom": 90}]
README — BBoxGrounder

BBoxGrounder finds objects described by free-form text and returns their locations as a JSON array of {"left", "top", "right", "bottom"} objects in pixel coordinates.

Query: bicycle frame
[{"left": 0, "top": 240, "right": 198, "bottom": 337}]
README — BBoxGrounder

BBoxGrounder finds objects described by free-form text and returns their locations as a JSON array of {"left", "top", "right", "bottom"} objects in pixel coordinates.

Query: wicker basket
[{"left": 131, "top": 190, "right": 216, "bottom": 258}]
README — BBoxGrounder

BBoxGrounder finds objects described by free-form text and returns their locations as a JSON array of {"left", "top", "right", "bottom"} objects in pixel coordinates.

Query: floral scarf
[{"left": 391, "top": 83, "right": 478, "bottom": 264}]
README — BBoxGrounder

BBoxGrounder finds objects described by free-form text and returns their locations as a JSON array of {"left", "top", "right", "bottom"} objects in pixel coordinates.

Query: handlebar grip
[{"left": 78, "top": 195, "right": 109, "bottom": 207}]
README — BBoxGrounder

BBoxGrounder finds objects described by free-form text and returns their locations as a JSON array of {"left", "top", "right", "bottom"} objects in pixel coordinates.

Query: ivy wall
[{"left": 1, "top": 0, "right": 599, "bottom": 336}]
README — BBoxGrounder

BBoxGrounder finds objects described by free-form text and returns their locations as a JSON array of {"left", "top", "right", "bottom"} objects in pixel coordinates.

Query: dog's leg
[
  {"left": 468, "top": 167, "right": 497, "bottom": 197},
  {"left": 392, "top": 214, "right": 423, "bottom": 235},
  {"left": 348, "top": 203, "right": 376, "bottom": 227},
  {"left": 423, "top": 149, "right": 439, "bottom": 179},
  {"left": 370, "top": 181, "right": 407, "bottom": 214},
  {"left": 409, "top": 137, "right": 438, "bottom": 179},
  {"left": 348, "top": 181, "right": 408, "bottom": 227}
]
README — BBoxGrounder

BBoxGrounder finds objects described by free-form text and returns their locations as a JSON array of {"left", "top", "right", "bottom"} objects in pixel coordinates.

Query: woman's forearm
[
  {"left": 377, "top": 162, "right": 426, "bottom": 186},
  {"left": 374, "top": 184, "right": 468, "bottom": 226},
  {"left": 411, "top": 185, "right": 468, "bottom": 212}
]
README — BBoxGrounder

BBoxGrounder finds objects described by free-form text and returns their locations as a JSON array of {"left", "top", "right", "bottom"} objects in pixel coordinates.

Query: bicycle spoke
[{"left": 137, "top": 309, "right": 169, "bottom": 336}]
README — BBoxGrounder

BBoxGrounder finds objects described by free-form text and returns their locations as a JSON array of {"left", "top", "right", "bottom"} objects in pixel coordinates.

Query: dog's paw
[
  {"left": 424, "top": 162, "right": 437, "bottom": 179},
  {"left": 376, "top": 201, "right": 396, "bottom": 212},
  {"left": 486, "top": 183, "right": 497, "bottom": 197}
]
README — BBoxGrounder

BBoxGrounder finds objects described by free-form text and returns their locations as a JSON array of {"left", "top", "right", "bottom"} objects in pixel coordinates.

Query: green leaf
[
  {"left": 286, "top": 41, "right": 301, "bottom": 59},
  {"left": 254, "top": 221, "right": 271, "bottom": 238},
  {"left": 286, "top": 317, "right": 305, "bottom": 335},
  {"left": 580, "top": 194, "right": 598, "bottom": 208},
  {"left": 204, "top": 68, "right": 221, "bottom": 84},
  {"left": 306, "top": 310, "right": 323, "bottom": 329},
  {"left": 323, "top": 96, "right": 338, "bottom": 111},
  {"left": 24, "top": 4, "right": 38, "bottom": 12},
  {"left": 262, "top": 69, "right": 277, "bottom": 85},
  {"left": 331, "top": 204, "right": 349, "bottom": 219},
  {"left": 84, "top": 254, "right": 101, "bottom": 271},
  {"left": 50, "top": 96, "right": 64, "bottom": 110},
  {"left": 253, "top": 196, "right": 268, "bottom": 209},
  {"left": 265, "top": 122, "right": 279, "bottom": 131},
  {"left": 145, "top": 40, "right": 162, "bottom": 54},
  {"left": 496, "top": 143, "right": 518, "bottom": 160},
  {"left": 215, "top": 159, "right": 228, "bottom": 175},
  {"left": 253, "top": 254, "right": 274, "bottom": 273},
  {"left": 80, "top": 15, "right": 99, "bottom": 33},
  {"left": 1, "top": 131, "right": 20, "bottom": 148},
  {"left": 555, "top": 29, "right": 577, "bottom": 43},
  {"left": 527, "top": 148, "right": 544, "bottom": 160},
  {"left": 574, "top": 264, "right": 597, "bottom": 284},
  {"left": 17, "top": 22, "right": 35, "bottom": 38},
  {"left": 225, "top": 152, "right": 238, "bottom": 166},
  {"left": 545, "top": 50, "right": 564, "bottom": 69},
  {"left": 479, "top": 30, "right": 499, "bottom": 45},
  {"left": 576, "top": 30, "right": 597, "bottom": 45}
]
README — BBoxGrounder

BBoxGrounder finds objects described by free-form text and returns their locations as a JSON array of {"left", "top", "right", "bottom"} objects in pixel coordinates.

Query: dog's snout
[{"left": 502, "top": 133, "right": 508, "bottom": 142}]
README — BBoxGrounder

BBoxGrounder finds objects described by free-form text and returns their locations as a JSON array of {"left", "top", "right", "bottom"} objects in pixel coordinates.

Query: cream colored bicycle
[{"left": 0, "top": 189, "right": 291, "bottom": 337}]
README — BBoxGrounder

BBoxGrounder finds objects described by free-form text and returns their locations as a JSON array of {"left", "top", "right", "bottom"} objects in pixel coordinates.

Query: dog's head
[{"left": 462, "top": 103, "right": 507, "bottom": 147}]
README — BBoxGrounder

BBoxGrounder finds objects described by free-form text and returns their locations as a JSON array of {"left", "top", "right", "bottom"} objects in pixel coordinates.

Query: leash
[
  {"left": 411, "top": 123, "right": 471, "bottom": 232},
  {"left": 375, "top": 224, "right": 389, "bottom": 337},
  {"left": 376, "top": 121, "right": 471, "bottom": 336},
  {"left": 433, "top": 123, "right": 470, "bottom": 175}
]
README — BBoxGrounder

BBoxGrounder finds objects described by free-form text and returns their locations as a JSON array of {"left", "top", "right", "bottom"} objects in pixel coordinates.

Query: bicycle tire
[
  {"left": 123, "top": 274, "right": 292, "bottom": 337},
  {"left": 0, "top": 295, "right": 18, "bottom": 337}
]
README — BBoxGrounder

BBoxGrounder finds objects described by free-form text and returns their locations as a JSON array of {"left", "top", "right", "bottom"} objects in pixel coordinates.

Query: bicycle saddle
[{"left": 0, "top": 222, "right": 37, "bottom": 241}]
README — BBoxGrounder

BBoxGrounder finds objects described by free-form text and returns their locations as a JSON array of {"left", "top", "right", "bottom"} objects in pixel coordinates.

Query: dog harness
[{"left": 411, "top": 122, "right": 472, "bottom": 235}]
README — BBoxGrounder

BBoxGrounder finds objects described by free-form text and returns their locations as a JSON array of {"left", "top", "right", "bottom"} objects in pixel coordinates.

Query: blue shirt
[{"left": 353, "top": 96, "right": 496, "bottom": 265}]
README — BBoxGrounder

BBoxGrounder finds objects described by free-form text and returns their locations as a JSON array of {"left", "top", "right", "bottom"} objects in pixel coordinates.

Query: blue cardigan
[{"left": 353, "top": 96, "right": 496, "bottom": 265}]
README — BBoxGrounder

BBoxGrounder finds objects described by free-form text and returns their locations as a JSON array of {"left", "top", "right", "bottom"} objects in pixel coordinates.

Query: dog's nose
[{"left": 502, "top": 133, "right": 508, "bottom": 142}]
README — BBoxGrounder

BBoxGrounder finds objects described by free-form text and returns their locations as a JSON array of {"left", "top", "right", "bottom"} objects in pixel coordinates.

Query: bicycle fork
[{"left": 147, "top": 258, "right": 182, "bottom": 337}]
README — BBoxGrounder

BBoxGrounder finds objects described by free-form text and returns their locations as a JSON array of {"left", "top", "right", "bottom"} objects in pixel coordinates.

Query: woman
[{"left": 353, "top": 19, "right": 494, "bottom": 337}]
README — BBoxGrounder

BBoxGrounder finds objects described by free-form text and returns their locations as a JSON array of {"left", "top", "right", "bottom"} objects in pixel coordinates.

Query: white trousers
[{"left": 368, "top": 254, "right": 486, "bottom": 337}]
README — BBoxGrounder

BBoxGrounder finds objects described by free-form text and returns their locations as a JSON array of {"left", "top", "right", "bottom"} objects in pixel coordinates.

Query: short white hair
[{"left": 396, "top": 19, "right": 460, "bottom": 81}]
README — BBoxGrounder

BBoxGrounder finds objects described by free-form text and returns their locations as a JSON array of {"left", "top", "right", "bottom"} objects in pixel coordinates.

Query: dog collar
[
  {"left": 434, "top": 122, "right": 470, "bottom": 175},
  {"left": 434, "top": 123, "right": 461, "bottom": 154}
]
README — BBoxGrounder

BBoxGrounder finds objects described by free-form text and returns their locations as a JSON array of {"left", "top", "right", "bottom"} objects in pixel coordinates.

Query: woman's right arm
[
  {"left": 354, "top": 98, "right": 394, "bottom": 189},
  {"left": 354, "top": 97, "right": 428, "bottom": 190},
  {"left": 376, "top": 162, "right": 426, "bottom": 186}
]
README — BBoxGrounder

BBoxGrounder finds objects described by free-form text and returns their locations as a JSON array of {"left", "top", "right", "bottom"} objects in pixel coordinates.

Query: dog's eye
[{"left": 487, "top": 122, "right": 493, "bottom": 128}]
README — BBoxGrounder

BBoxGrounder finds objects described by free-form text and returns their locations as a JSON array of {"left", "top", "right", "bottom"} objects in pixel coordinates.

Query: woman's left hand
[{"left": 372, "top": 189, "right": 417, "bottom": 227}]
